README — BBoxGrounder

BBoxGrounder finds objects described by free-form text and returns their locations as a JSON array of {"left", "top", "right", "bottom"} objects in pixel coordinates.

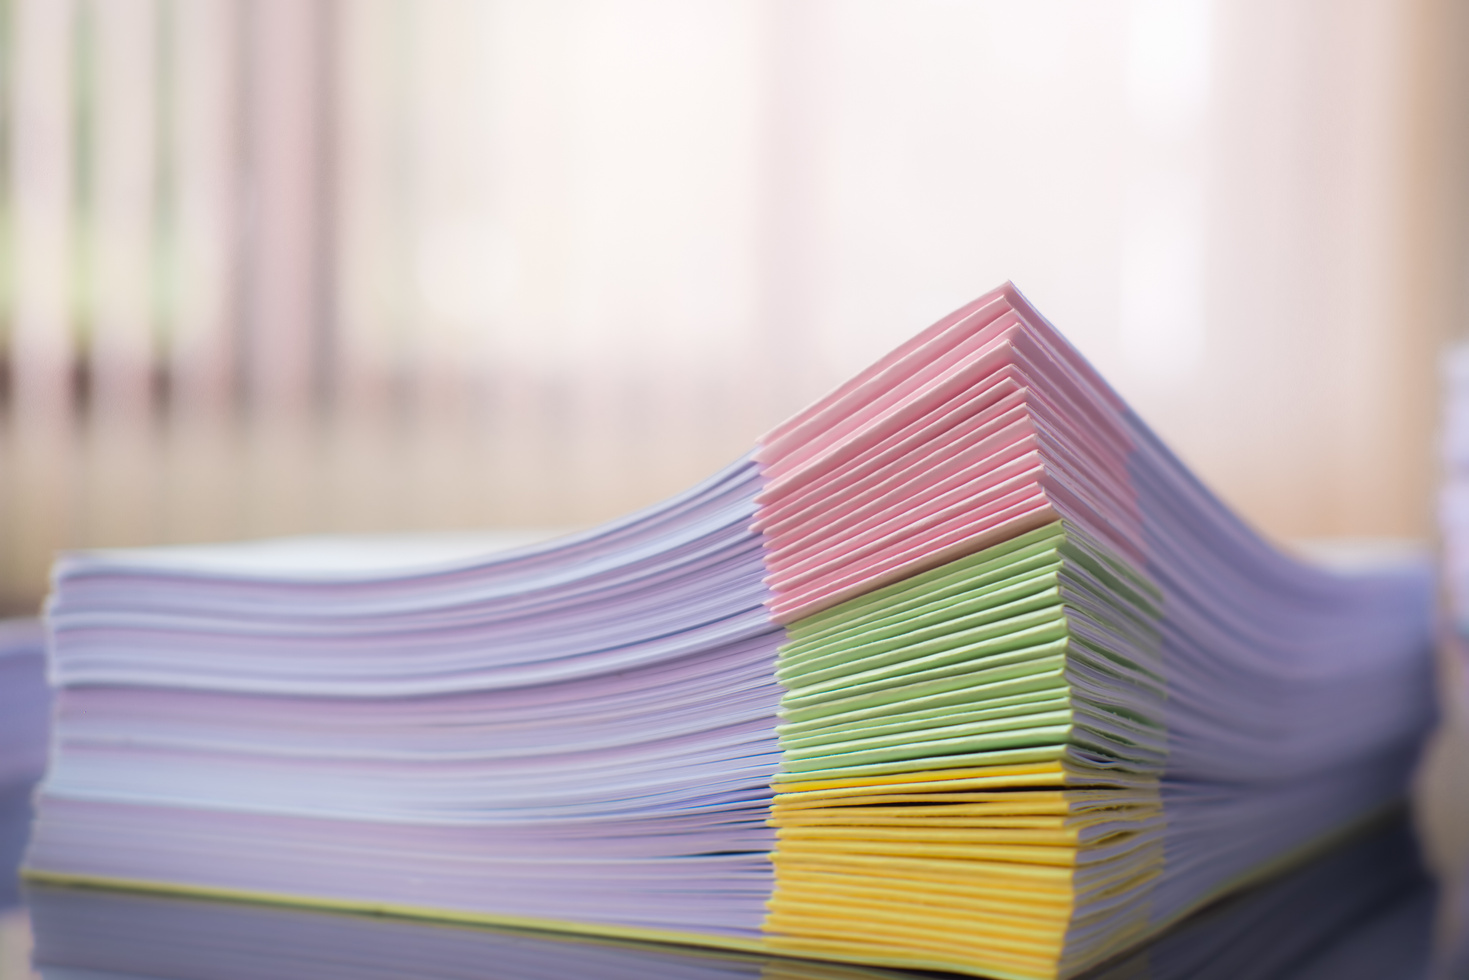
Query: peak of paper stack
[{"left": 25, "top": 283, "right": 1435, "bottom": 980}]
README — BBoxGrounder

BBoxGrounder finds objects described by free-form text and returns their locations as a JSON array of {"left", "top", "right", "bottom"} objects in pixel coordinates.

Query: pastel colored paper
[{"left": 24, "top": 283, "right": 1435, "bottom": 979}]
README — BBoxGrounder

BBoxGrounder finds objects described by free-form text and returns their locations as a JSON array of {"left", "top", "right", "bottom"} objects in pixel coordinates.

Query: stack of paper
[
  {"left": 1420, "top": 343, "right": 1469, "bottom": 975},
  {"left": 24, "top": 817, "right": 1433, "bottom": 980},
  {"left": 28, "top": 486, "right": 785, "bottom": 937},
  {"left": 1442, "top": 345, "right": 1469, "bottom": 632},
  {"left": 24, "top": 284, "right": 1434, "bottom": 979},
  {"left": 1, "top": 619, "right": 47, "bottom": 909}
]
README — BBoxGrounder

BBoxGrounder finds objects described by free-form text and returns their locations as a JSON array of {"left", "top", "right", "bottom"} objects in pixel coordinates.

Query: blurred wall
[{"left": 0, "top": 0, "right": 1466, "bottom": 612}]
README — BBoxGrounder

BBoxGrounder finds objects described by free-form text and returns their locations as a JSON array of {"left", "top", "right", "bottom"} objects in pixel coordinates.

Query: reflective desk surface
[{"left": 8, "top": 817, "right": 1458, "bottom": 980}]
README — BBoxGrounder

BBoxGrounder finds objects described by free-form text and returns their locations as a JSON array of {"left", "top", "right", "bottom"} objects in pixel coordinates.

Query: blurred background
[{"left": 0, "top": 0, "right": 1467, "bottom": 614}]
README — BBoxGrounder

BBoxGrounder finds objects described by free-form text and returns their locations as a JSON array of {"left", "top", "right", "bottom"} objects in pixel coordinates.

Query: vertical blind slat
[
  {"left": 85, "top": 0, "right": 158, "bottom": 549},
  {"left": 7, "top": 0, "right": 77, "bottom": 604},
  {"left": 160, "top": 0, "right": 243, "bottom": 546}
]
